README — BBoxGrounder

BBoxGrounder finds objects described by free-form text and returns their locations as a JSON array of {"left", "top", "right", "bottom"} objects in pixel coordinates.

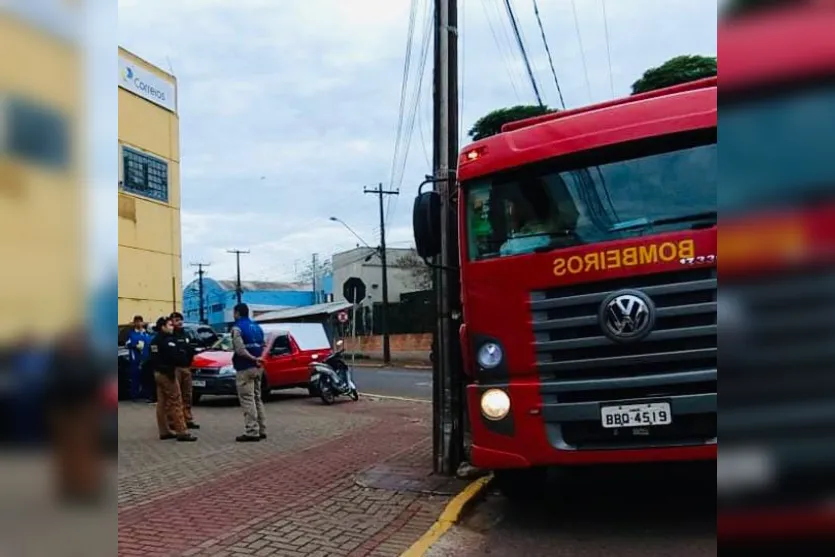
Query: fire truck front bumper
[{"left": 467, "top": 380, "right": 717, "bottom": 470}]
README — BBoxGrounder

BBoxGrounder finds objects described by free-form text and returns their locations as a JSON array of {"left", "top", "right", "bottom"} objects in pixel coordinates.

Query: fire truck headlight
[
  {"left": 477, "top": 342, "right": 503, "bottom": 369},
  {"left": 481, "top": 389, "right": 511, "bottom": 421}
]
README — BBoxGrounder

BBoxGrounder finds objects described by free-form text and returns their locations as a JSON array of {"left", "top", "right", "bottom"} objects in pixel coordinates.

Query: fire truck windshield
[
  {"left": 464, "top": 131, "right": 717, "bottom": 261},
  {"left": 721, "top": 82, "right": 835, "bottom": 213}
]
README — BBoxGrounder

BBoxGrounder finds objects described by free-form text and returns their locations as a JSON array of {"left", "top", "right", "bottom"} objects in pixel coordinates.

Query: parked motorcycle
[{"left": 308, "top": 341, "right": 359, "bottom": 405}]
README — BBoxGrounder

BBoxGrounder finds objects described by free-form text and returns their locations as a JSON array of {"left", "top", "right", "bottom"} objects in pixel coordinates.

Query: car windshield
[
  {"left": 211, "top": 335, "right": 232, "bottom": 351},
  {"left": 464, "top": 130, "right": 717, "bottom": 261},
  {"left": 720, "top": 82, "right": 835, "bottom": 213}
]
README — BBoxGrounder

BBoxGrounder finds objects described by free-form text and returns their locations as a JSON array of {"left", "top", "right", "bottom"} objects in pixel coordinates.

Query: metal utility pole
[
  {"left": 227, "top": 249, "right": 249, "bottom": 305},
  {"left": 432, "top": 0, "right": 464, "bottom": 476},
  {"left": 312, "top": 253, "right": 319, "bottom": 304},
  {"left": 364, "top": 183, "right": 399, "bottom": 365},
  {"left": 191, "top": 262, "right": 211, "bottom": 324}
]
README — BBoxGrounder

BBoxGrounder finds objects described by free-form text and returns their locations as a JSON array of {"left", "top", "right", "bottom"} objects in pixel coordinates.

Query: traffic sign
[
  {"left": 337, "top": 311, "right": 349, "bottom": 323},
  {"left": 343, "top": 277, "right": 366, "bottom": 304}
]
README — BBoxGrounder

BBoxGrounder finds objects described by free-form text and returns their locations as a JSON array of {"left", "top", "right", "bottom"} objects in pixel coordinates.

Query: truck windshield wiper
[{"left": 608, "top": 211, "right": 717, "bottom": 233}]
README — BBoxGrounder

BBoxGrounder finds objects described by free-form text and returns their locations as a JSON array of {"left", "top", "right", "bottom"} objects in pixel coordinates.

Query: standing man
[
  {"left": 149, "top": 317, "right": 197, "bottom": 442},
  {"left": 125, "top": 315, "right": 150, "bottom": 401},
  {"left": 171, "top": 312, "right": 199, "bottom": 430},
  {"left": 230, "top": 303, "right": 266, "bottom": 442}
]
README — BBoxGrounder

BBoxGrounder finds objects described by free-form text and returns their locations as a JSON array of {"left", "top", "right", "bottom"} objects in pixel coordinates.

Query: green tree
[
  {"left": 631, "top": 55, "right": 717, "bottom": 95},
  {"left": 395, "top": 250, "right": 433, "bottom": 291},
  {"left": 467, "top": 105, "right": 556, "bottom": 141}
]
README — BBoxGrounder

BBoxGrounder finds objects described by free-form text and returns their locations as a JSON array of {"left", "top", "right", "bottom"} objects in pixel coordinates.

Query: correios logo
[{"left": 122, "top": 64, "right": 167, "bottom": 103}]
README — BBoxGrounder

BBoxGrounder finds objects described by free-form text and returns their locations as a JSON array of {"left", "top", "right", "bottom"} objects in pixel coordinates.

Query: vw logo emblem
[{"left": 599, "top": 290, "right": 656, "bottom": 343}]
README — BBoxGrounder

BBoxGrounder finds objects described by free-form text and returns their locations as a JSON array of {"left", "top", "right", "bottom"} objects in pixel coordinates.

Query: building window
[
  {"left": 121, "top": 146, "right": 169, "bottom": 203},
  {"left": 2, "top": 95, "right": 70, "bottom": 169}
]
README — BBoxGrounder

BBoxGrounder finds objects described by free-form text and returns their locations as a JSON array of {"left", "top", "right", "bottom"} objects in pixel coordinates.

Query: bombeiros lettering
[{"left": 553, "top": 239, "right": 696, "bottom": 276}]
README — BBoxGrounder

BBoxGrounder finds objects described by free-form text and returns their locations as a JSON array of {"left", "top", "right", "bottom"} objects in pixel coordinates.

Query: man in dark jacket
[
  {"left": 170, "top": 312, "right": 199, "bottom": 429},
  {"left": 149, "top": 317, "right": 197, "bottom": 442}
]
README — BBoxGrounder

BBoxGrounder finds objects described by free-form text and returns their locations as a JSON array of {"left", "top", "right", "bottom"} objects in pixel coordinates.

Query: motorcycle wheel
[
  {"left": 348, "top": 389, "right": 359, "bottom": 401},
  {"left": 319, "top": 384, "right": 336, "bottom": 405}
]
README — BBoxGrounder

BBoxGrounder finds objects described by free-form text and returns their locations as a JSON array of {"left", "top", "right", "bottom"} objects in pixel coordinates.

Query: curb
[
  {"left": 360, "top": 393, "right": 431, "bottom": 404},
  {"left": 352, "top": 363, "right": 432, "bottom": 370},
  {"left": 400, "top": 474, "right": 493, "bottom": 557}
]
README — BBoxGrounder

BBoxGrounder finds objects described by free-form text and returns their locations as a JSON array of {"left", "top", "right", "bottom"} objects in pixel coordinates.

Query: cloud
[{"left": 118, "top": 0, "right": 717, "bottom": 286}]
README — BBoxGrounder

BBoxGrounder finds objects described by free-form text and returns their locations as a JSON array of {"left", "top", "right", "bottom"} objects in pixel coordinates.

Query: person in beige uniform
[{"left": 230, "top": 303, "right": 267, "bottom": 442}]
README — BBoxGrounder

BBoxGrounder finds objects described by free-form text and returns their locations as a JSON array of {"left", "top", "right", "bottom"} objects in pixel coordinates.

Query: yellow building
[
  {"left": 118, "top": 47, "right": 182, "bottom": 325},
  {"left": 0, "top": 5, "right": 83, "bottom": 343}
]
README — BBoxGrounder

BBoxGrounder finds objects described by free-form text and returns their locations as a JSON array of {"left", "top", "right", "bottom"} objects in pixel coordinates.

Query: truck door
[{"left": 264, "top": 334, "right": 295, "bottom": 387}]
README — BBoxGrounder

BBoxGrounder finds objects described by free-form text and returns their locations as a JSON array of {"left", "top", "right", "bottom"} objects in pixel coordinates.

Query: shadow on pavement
[
  {"left": 456, "top": 462, "right": 716, "bottom": 556},
  {"left": 520, "top": 462, "right": 716, "bottom": 536}
]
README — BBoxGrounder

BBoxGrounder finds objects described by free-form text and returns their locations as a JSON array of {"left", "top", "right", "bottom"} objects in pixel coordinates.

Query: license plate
[
  {"left": 192, "top": 380, "right": 206, "bottom": 387},
  {"left": 600, "top": 402, "right": 671, "bottom": 429}
]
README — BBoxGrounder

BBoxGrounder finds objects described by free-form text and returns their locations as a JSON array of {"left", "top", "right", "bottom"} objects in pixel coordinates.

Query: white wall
[{"left": 331, "top": 247, "right": 420, "bottom": 305}]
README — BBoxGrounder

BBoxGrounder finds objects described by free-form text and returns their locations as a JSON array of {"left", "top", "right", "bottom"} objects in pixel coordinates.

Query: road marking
[
  {"left": 415, "top": 382, "right": 431, "bottom": 387},
  {"left": 401, "top": 475, "right": 493, "bottom": 556},
  {"left": 361, "top": 393, "right": 431, "bottom": 404}
]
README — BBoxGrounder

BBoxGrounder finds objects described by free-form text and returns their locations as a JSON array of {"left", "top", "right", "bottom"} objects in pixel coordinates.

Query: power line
[
  {"left": 480, "top": 0, "right": 522, "bottom": 102},
  {"left": 601, "top": 0, "right": 615, "bottom": 98},
  {"left": 501, "top": 0, "right": 544, "bottom": 106},
  {"left": 570, "top": 0, "right": 594, "bottom": 102},
  {"left": 531, "top": 0, "right": 566, "bottom": 109},
  {"left": 388, "top": 0, "right": 434, "bottom": 230},
  {"left": 387, "top": 0, "right": 421, "bottom": 229}
]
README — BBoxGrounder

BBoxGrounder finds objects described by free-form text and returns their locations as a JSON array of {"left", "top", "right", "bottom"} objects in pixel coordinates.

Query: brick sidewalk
[{"left": 118, "top": 394, "right": 451, "bottom": 556}]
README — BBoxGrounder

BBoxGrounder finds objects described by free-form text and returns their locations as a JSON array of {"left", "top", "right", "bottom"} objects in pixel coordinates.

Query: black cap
[
  {"left": 170, "top": 311, "right": 184, "bottom": 320},
  {"left": 156, "top": 316, "right": 169, "bottom": 330}
]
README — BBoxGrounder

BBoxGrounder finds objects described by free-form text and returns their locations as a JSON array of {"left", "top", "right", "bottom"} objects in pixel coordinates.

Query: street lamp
[{"left": 330, "top": 215, "right": 392, "bottom": 365}]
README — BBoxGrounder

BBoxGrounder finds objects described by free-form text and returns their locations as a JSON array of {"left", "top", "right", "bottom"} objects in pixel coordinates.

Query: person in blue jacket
[{"left": 124, "top": 315, "right": 150, "bottom": 400}]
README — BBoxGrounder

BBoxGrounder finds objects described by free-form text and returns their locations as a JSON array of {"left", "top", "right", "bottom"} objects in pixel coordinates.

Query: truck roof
[
  {"left": 719, "top": 4, "right": 835, "bottom": 90},
  {"left": 458, "top": 77, "right": 716, "bottom": 182}
]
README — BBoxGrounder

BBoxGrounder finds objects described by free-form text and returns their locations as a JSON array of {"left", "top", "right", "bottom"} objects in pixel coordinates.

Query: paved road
[
  {"left": 429, "top": 462, "right": 716, "bottom": 557},
  {"left": 353, "top": 367, "right": 432, "bottom": 401}
]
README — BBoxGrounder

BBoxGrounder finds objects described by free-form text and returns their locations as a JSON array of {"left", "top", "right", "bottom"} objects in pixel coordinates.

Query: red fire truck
[
  {"left": 717, "top": 3, "right": 835, "bottom": 542},
  {"left": 414, "top": 76, "right": 717, "bottom": 494}
]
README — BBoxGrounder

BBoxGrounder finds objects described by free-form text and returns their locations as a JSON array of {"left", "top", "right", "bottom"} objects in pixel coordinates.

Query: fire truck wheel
[{"left": 493, "top": 468, "right": 547, "bottom": 501}]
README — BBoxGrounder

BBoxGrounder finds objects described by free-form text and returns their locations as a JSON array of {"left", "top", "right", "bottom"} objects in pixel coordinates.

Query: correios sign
[{"left": 118, "top": 54, "right": 177, "bottom": 113}]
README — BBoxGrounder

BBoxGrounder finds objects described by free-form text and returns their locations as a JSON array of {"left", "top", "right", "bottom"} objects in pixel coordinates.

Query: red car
[{"left": 190, "top": 323, "right": 334, "bottom": 403}]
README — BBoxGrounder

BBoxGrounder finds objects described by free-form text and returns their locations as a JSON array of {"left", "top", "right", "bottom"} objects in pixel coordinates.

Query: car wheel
[{"left": 307, "top": 383, "right": 320, "bottom": 397}]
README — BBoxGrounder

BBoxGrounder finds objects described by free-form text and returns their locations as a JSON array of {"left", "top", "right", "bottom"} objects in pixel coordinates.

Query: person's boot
[
  {"left": 176, "top": 433, "right": 197, "bottom": 442},
  {"left": 235, "top": 434, "right": 260, "bottom": 442},
  {"left": 186, "top": 421, "right": 200, "bottom": 429},
  {"left": 159, "top": 433, "right": 176, "bottom": 440}
]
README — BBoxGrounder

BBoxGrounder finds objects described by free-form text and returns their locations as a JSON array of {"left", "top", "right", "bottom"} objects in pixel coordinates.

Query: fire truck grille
[
  {"left": 530, "top": 268, "right": 717, "bottom": 381},
  {"left": 721, "top": 266, "right": 835, "bottom": 440}
]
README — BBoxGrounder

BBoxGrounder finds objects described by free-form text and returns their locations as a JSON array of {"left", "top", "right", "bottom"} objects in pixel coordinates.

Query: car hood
[{"left": 192, "top": 350, "right": 233, "bottom": 368}]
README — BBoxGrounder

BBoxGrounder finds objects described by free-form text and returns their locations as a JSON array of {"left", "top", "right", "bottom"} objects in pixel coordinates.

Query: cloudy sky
[{"left": 115, "top": 0, "right": 716, "bottom": 286}]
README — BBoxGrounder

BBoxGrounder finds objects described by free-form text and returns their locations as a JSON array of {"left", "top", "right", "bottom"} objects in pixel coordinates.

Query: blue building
[{"left": 183, "top": 277, "right": 333, "bottom": 330}]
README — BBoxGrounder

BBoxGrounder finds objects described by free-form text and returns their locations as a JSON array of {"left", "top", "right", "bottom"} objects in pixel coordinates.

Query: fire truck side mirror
[{"left": 413, "top": 190, "right": 441, "bottom": 259}]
